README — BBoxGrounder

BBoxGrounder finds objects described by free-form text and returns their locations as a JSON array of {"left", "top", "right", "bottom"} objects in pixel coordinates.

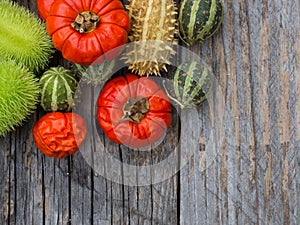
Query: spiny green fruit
[
  {"left": 164, "top": 61, "right": 212, "bottom": 108},
  {"left": 75, "top": 59, "right": 116, "bottom": 85},
  {"left": 178, "top": 0, "right": 224, "bottom": 46},
  {"left": 124, "top": 0, "right": 178, "bottom": 76},
  {"left": 0, "top": 0, "right": 54, "bottom": 73},
  {"left": 0, "top": 60, "right": 40, "bottom": 136},
  {"left": 40, "top": 67, "right": 78, "bottom": 112}
]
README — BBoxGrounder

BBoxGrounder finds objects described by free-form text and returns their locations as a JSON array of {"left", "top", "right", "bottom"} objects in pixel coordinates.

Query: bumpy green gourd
[
  {"left": 0, "top": 0, "right": 54, "bottom": 72},
  {"left": 178, "top": 0, "right": 223, "bottom": 46},
  {"left": 124, "top": 0, "right": 178, "bottom": 76},
  {"left": 164, "top": 61, "right": 212, "bottom": 108},
  {"left": 40, "top": 67, "right": 78, "bottom": 112},
  {"left": 75, "top": 59, "right": 116, "bottom": 85},
  {"left": 0, "top": 60, "right": 40, "bottom": 136}
]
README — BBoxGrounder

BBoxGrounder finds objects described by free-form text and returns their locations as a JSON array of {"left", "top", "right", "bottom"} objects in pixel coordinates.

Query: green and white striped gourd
[
  {"left": 40, "top": 67, "right": 78, "bottom": 112},
  {"left": 75, "top": 59, "right": 116, "bottom": 85},
  {"left": 165, "top": 61, "right": 212, "bottom": 108},
  {"left": 178, "top": 0, "right": 224, "bottom": 46}
]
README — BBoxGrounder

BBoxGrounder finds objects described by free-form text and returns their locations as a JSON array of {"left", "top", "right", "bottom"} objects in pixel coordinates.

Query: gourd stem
[
  {"left": 177, "top": 31, "right": 192, "bottom": 46},
  {"left": 162, "top": 80, "right": 185, "bottom": 108},
  {"left": 71, "top": 11, "right": 100, "bottom": 33},
  {"left": 119, "top": 97, "right": 150, "bottom": 123}
]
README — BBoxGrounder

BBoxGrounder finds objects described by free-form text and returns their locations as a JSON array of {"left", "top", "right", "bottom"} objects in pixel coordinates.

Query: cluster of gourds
[{"left": 0, "top": 0, "right": 223, "bottom": 158}]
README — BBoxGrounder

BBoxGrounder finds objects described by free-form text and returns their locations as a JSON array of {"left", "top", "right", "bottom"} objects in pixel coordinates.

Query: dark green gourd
[
  {"left": 164, "top": 61, "right": 212, "bottom": 108},
  {"left": 178, "top": 0, "right": 224, "bottom": 46}
]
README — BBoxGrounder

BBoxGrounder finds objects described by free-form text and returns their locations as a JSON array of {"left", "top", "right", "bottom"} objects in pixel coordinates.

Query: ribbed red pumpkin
[
  {"left": 36, "top": 0, "right": 55, "bottom": 20},
  {"left": 97, "top": 74, "right": 172, "bottom": 149},
  {"left": 46, "top": 0, "right": 130, "bottom": 65}
]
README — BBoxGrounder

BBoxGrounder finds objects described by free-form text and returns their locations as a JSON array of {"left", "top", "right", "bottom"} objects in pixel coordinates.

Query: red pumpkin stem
[
  {"left": 119, "top": 97, "right": 150, "bottom": 123},
  {"left": 71, "top": 11, "right": 100, "bottom": 33}
]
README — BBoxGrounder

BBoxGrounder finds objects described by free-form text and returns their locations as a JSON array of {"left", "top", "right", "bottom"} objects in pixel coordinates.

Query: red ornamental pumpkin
[
  {"left": 97, "top": 74, "right": 172, "bottom": 149},
  {"left": 46, "top": 0, "right": 130, "bottom": 65},
  {"left": 36, "top": 0, "right": 55, "bottom": 20}
]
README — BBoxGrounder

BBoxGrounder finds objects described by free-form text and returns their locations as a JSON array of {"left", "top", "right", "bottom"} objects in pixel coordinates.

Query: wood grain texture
[
  {"left": 179, "top": 1, "right": 300, "bottom": 225},
  {"left": 0, "top": 0, "right": 299, "bottom": 224}
]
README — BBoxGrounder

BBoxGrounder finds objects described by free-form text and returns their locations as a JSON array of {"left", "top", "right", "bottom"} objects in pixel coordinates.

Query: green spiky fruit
[
  {"left": 0, "top": 0, "right": 54, "bottom": 72},
  {"left": 178, "top": 0, "right": 224, "bottom": 46},
  {"left": 124, "top": 0, "right": 178, "bottom": 76},
  {"left": 75, "top": 59, "right": 116, "bottom": 85},
  {"left": 164, "top": 61, "right": 212, "bottom": 108},
  {"left": 0, "top": 60, "right": 40, "bottom": 136},
  {"left": 40, "top": 67, "right": 78, "bottom": 112}
]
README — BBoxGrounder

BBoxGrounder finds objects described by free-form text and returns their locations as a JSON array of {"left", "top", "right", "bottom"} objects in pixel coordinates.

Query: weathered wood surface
[{"left": 0, "top": 0, "right": 300, "bottom": 224}]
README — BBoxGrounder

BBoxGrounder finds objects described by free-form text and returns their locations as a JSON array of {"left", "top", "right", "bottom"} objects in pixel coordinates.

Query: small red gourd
[{"left": 33, "top": 112, "right": 87, "bottom": 158}]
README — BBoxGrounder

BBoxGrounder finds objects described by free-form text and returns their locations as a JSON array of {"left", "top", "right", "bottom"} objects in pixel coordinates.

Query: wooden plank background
[{"left": 0, "top": 0, "right": 299, "bottom": 224}]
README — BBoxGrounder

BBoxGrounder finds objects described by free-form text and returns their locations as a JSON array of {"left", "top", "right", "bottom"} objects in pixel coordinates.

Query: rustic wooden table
[{"left": 1, "top": 0, "right": 299, "bottom": 224}]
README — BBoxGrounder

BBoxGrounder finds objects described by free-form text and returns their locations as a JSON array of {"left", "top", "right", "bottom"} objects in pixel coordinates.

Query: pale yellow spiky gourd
[{"left": 124, "top": 0, "right": 178, "bottom": 76}]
